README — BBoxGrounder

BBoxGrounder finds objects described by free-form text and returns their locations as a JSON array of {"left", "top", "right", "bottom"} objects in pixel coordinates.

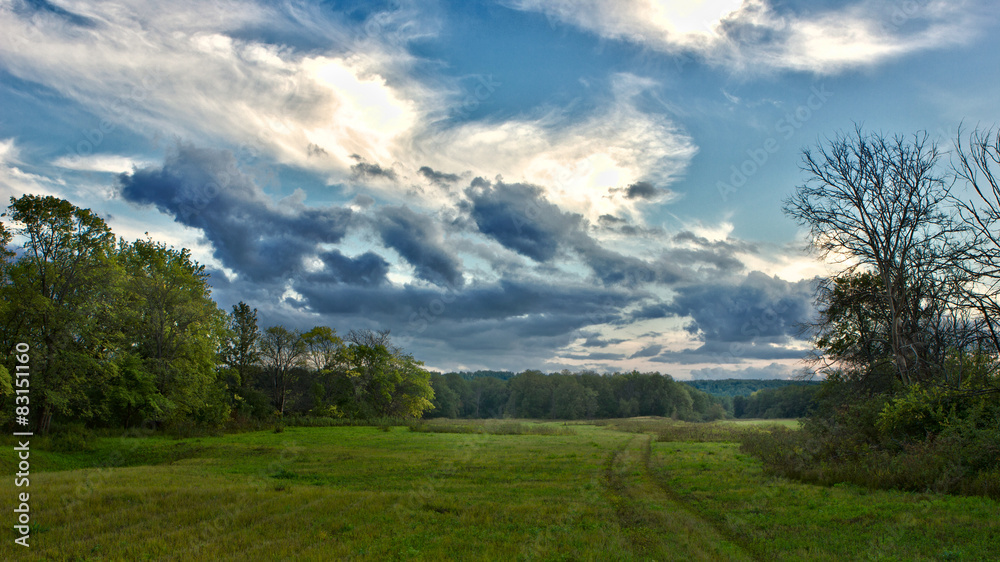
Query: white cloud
[
  {"left": 0, "top": 139, "right": 63, "bottom": 202},
  {"left": 51, "top": 154, "right": 151, "bottom": 173},
  {"left": 419, "top": 74, "right": 697, "bottom": 222},
  {"left": 0, "top": 0, "right": 427, "bottom": 179},
  {"left": 0, "top": 1, "right": 697, "bottom": 224},
  {"left": 506, "top": 0, "right": 988, "bottom": 74}
]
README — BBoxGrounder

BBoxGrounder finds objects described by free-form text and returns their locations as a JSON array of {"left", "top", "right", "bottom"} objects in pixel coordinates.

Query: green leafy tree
[
  {"left": 426, "top": 374, "right": 460, "bottom": 418},
  {"left": 221, "top": 302, "right": 261, "bottom": 390},
  {"left": 338, "top": 329, "right": 434, "bottom": 419},
  {"left": 260, "top": 325, "right": 306, "bottom": 416},
  {"left": 117, "top": 237, "right": 229, "bottom": 425},
  {"left": 4, "top": 195, "right": 116, "bottom": 432}
]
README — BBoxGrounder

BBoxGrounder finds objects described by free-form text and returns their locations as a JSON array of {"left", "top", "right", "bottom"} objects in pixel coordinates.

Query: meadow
[{"left": 1, "top": 418, "right": 997, "bottom": 560}]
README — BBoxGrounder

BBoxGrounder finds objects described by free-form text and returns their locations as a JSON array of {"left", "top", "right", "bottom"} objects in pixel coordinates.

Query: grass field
[{"left": 1, "top": 418, "right": 997, "bottom": 560}]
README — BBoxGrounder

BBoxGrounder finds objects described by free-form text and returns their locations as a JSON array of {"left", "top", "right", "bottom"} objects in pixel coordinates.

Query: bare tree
[
  {"left": 784, "top": 126, "right": 969, "bottom": 386},
  {"left": 953, "top": 126, "right": 1000, "bottom": 354}
]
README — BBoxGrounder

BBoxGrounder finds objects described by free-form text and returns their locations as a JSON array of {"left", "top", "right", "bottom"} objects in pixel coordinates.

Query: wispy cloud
[{"left": 506, "top": 0, "right": 990, "bottom": 74}]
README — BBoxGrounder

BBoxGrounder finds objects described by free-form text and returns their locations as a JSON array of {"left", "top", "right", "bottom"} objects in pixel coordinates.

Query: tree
[
  {"left": 811, "top": 271, "right": 894, "bottom": 388},
  {"left": 301, "top": 325, "right": 343, "bottom": 373},
  {"left": 118, "top": 237, "right": 228, "bottom": 425},
  {"left": 221, "top": 302, "right": 261, "bottom": 390},
  {"left": 259, "top": 326, "right": 306, "bottom": 416},
  {"left": 338, "top": 330, "right": 434, "bottom": 419},
  {"left": 4, "top": 195, "right": 116, "bottom": 432},
  {"left": 426, "top": 374, "right": 460, "bottom": 418},
  {"left": 783, "top": 127, "right": 967, "bottom": 387},
  {"left": 953, "top": 126, "right": 1000, "bottom": 357}
]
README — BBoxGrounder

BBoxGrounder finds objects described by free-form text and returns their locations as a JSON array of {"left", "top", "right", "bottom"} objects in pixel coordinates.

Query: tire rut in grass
[
  {"left": 640, "top": 437, "right": 766, "bottom": 562},
  {"left": 603, "top": 433, "right": 755, "bottom": 561}
]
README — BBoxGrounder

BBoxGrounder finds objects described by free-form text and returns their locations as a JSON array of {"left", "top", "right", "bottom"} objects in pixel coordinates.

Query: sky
[{"left": 1, "top": 0, "right": 999, "bottom": 378}]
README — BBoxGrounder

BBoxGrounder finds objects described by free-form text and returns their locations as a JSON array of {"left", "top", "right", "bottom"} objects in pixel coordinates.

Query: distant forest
[{"left": 432, "top": 372, "right": 819, "bottom": 421}]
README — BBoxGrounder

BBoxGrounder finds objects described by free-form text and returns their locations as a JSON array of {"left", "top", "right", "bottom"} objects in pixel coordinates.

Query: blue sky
[{"left": 2, "top": 0, "right": 999, "bottom": 378}]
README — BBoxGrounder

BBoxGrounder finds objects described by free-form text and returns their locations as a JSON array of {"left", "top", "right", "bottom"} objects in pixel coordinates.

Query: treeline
[
  {"left": 426, "top": 371, "right": 728, "bottom": 421},
  {"left": 0, "top": 195, "right": 435, "bottom": 432},
  {"left": 680, "top": 379, "right": 822, "bottom": 419},
  {"left": 683, "top": 378, "right": 819, "bottom": 397},
  {"left": 732, "top": 385, "right": 820, "bottom": 419}
]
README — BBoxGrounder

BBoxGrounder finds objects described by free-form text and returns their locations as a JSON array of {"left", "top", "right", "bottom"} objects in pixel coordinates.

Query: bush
[
  {"left": 740, "top": 387, "right": 1000, "bottom": 499},
  {"left": 47, "top": 423, "right": 97, "bottom": 452}
]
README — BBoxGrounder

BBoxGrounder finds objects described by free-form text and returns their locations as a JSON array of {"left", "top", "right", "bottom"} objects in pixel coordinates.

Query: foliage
[
  {"left": 733, "top": 384, "right": 820, "bottom": 419},
  {"left": 219, "top": 301, "right": 261, "bottom": 391},
  {"left": 2, "top": 194, "right": 117, "bottom": 432},
  {"left": 423, "top": 370, "right": 727, "bottom": 421},
  {"left": 682, "top": 378, "right": 819, "bottom": 397}
]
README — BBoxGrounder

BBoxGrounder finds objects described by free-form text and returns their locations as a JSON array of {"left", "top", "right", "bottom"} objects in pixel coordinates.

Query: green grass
[
  {"left": 0, "top": 419, "right": 996, "bottom": 560},
  {"left": 717, "top": 418, "right": 801, "bottom": 429}
]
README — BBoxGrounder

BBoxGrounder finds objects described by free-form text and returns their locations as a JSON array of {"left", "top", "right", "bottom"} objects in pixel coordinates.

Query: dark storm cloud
[
  {"left": 673, "top": 230, "right": 759, "bottom": 255},
  {"left": 581, "top": 334, "right": 626, "bottom": 348},
  {"left": 349, "top": 155, "right": 398, "bottom": 181},
  {"left": 308, "top": 250, "right": 390, "bottom": 286},
  {"left": 418, "top": 166, "right": 461, "bottom": 185},
  {"left": 464, "top": 178, "right": 582, "bottom": 262},
  {"left": 118, "top": 144, "right": 355, "bottom": 282},
  {"left": 278, "top": 278, "right": 640, "bottom": 368},
  {"left": 375, "top": 205, "right": 464, "bottom": 288},
  {"left": 578, "top": 241, "right": 684, "bottom": 286},
  {"left": 629, "top": 344, "right": 663, "bottom": 359},
  {"left": 651, "top": 340, "right": 808, "bottom": 365},
  {"left": 462, "top": 178, "right": 722, "bottom": 287},
  {"left": 625, "top": 181, "right": 659, "bottom": 199},
  {"left": 563, "top": 352, "right": 627, "bottom": 361},
  {"left": 607, "top": 180, "right": 664, "bottom": 200},
  {"left": 662, "top": 271, "right": 818, "bottom": 345},
  {"left": 297, "top": 279, "right": 633, "bottom": 323},
  {"left": 667, "top": 247, "right": 745, "bottom": 273}
]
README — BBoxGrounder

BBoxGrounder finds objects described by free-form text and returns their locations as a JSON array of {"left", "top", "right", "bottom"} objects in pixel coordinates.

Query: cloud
[
  {"left": 608, "top": 180, "right": 665, "bottom": 200},
  {"left": 462, "top": 177, "right": 737, "bottom": 287},
  {"left": 663, "top": 270, "right": 817, "bottom": 344},
  {"left": 464, "top": 178, "right": 582, "bottom": 263},
  {"left": 689, "top": 362, "right": 802, "bottom": 380},
  {"left": 580, "top": 333, "right": 626, "bottom": 348},
  {"left": 15, "top": 0, "right": 99, "bottom": 28},
  {"left": 350, "top": 156, "right": 398, "bottom": 182},
  {"left": 0, "top": 0, "right": 428, "bottom": 181},
  {"left": 629, "top": 344, "right": 663, "bottom": 359},
  {"left": 424, "top": 73, "right": 697, "bottom": 221},
  {"left": 506, "top": 0, "right": 989, "bottom": 74},
  {"left": 117, "top": 143, "right": 354, "bottom": 281},
  {"left": 0, "top": 1, "right": 699, "bottom": 228},
  {"left": 375, "top": 205, "right": 464, "bottom": 288},
  {"left": 307, "top": 250, "right": 390, "bottom": 286},
  {"left": 51, "top": 154, "right": 150, "bottom": 174},
  {"left": 417, "top": 166, "right": 461, "bottom": 185},
  {"left": 652, "top": 340, "right": 808, "bottom": 365},
  {"left": 0, "top": 138, "right": 63, "bottom": 202}
]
